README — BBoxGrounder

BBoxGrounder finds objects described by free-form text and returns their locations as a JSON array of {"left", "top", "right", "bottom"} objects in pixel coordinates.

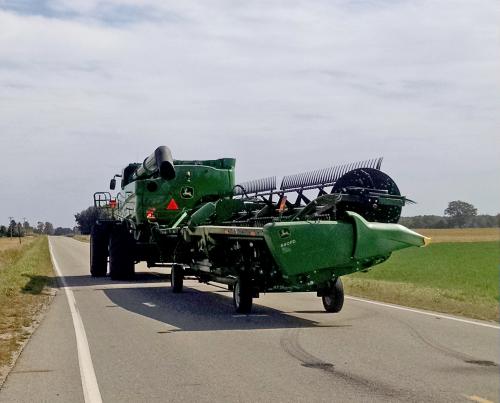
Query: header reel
[{"left": 234, "top": 157, "right": 412, "bottom": 224}]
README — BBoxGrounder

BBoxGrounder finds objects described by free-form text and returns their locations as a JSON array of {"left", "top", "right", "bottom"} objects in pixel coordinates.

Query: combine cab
[{"left": 91, "top": 146, "right": 428, "bottom": 313}]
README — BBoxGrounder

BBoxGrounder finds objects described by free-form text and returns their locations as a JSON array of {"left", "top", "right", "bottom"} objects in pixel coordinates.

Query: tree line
[
  {"left": 401, "top": 200, "right": 499, "bottom": 229},
  {"left": 4, "top": 200, "right": 498, "bottom": 237},
  {"left": 72, "top": 200, "right": 499, "bottom": 233},
  {"left": 400, "top": 214, "right": 499, "bottom": 229},
  {"left": 0, "top": 220, "right": 76, "bottom": 237}
]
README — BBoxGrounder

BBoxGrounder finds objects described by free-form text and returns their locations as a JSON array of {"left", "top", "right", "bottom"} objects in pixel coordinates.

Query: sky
[{"left": 0, "top": 0, "right": 498, "bottom": 228}]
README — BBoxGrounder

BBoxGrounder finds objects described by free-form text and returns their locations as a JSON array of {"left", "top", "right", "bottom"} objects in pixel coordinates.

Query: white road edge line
[
  {"left": 346, "top": 296, "right": 500, "bottom": 330},
  {"left": 48, "top": 237, "right": 103, "bottom": 403}
]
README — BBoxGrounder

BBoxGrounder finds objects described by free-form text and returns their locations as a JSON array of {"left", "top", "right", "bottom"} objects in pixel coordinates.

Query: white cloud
[{"left": 0, "top": 0, "right": 498, "bottom": 226}]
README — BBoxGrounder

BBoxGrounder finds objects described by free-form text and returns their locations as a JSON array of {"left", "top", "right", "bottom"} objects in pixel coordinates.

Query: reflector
[{"left": 166, "top": 199, "right": 179, "bottom": 210}]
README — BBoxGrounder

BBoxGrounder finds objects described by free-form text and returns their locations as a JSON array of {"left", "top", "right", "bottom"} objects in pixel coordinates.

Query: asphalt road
[{"left": 1, "top": 237, "right": 498, "bottom": 402}]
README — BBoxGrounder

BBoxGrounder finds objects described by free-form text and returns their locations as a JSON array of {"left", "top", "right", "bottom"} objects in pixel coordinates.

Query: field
[
  {"left": 414, "top": 227, "right": 499, "bottom": 243},
  {"left": 344, "top": 228, "right": 499, "bottom": 321},
  {"left": 0, "top": 237, "right": 54, "bottom": 386},
  {"left": 0, "top": 237, "right": 35, "bottom": 252}
]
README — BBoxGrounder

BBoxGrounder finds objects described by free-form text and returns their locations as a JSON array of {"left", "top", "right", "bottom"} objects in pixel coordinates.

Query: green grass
[
  {"left": 344, "top": 242, "right": 499, "bottom": 321},
  {"left": 0, "top": 236, "right": 54, "bottom": 384},
  {"left": 73, "top": 235, "right": 90, "bottom": 243}
]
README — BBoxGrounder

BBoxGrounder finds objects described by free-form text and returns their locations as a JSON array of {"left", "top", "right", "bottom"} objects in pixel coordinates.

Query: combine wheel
[
  {"left": 171, "top": 264, "right": 184, "bottom": 293},
  {"left": 109, "top": 223, "right": 135, "bottom": 281},
  {"left": 90, "top": 222, "right": 109, "bottom": 277},
  {"left": 322, "top": 278, "right": 344, "bottom": 313},
  {"left": 233, "top": 277, "right": 253, "bottom": 314}
]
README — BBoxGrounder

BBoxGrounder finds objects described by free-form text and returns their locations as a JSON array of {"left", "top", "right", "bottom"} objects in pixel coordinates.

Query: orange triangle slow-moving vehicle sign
[{"left": 166, "top": 198, "right": 179, "bottom": 210}]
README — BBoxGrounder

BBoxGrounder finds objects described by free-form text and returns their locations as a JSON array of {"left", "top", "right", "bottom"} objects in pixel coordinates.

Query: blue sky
[{"left": 0, "top": 0, "right": 499, "bottom": 227}]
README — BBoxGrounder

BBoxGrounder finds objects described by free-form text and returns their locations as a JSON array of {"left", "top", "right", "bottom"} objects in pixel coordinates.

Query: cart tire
[
  {"left": 322, "top": 278, "right": 344, "bottom": 313},
  {"left": 171, "top": 264, "right": 184, "bottom": 293},
  {"left": 109, "top": 223, "right": 135, "bottom": 280},
  {"left": 233, "top": 277, "right": 253, "bottom": 314},
  {"left": 90, "top": 222, "right": 109, "bottom": 277}
]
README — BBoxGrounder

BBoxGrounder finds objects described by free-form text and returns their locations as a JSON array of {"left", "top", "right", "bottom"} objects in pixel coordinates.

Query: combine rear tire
[
  {"left": 322, "top": 278, "right": 344, "bottom": 313},
  {"left": 233, "top": 277, "right": 253, "bottom": 314},
  {"left": 90, "top": 222, "right": 109, "bottom": 277},
  {"left": 109, "top": 223, "right": 135, "bottom": 281},
  {"left": 171, "top": 264, "right": 184, "bottom": 293}
]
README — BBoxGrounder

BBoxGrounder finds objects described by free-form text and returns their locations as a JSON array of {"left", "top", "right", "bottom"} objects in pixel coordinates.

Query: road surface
[{"left": 1, "top": 237, "right": 498, "bottom": 402}]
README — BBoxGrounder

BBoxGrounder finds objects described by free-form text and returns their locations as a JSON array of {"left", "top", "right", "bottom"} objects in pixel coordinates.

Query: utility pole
[
  {"left": 17, "top": 222, "right": 22, "bottom": 244},
  {"left": 8, "top": 216, "right": 14, "bottom": 239}
]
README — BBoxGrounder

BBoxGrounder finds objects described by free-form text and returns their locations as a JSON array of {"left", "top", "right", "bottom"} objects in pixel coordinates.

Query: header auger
[{"left": 91, "top": 146, "right": 428, "bottom": 314}]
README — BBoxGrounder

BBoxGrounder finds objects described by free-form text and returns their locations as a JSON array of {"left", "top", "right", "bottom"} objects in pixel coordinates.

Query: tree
[
  {"left": 43, "top": 222, "right": 54, "bottom": 235},
  {"left": 35, "top": 222, "right": 44, "bottom": 234},
  {"left": 54, "top": 227, "right": 74, "bottom": 236},
  {"left": 444, "top": 200, "right": 477, "bottom": 228},
  {"left": 0, "top": 225, "right": 6, "bottom": 237},
  {"left": 23, "top": 220, "right": 32, "bottom": 236},
  {"left": 8, "top": 219, "right": 18, "bottom": 237},
  {"left": 74, "top": 206, "right": 101, "bottom": 235}
]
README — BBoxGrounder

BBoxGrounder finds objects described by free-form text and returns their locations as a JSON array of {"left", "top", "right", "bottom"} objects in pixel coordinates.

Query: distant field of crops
[
  {"left": 0, "top": 237, "right": 35, "bottom": 252},
  {"left": 414, "top": 227, "right": 499, "bottom": 243},
  {"left": 344, "top": 237, "right": 499, "bottom": 321}
]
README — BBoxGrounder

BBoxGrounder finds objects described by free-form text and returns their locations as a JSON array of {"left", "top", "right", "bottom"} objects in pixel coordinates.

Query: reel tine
[
  {"left": 327, "top": 166, "right": 335, "bottom": 184},
  {"left": 279, "top": 157, "right": 383, "bottom": 192},
  {"left": 333, "top": 165, "right": 341, "bottom": 181}
]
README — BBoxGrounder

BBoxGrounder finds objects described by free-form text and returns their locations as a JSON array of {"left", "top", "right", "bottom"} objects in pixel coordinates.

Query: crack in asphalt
[
  {"left": 393, "top": 315, "right": 499, "bottom": 370},
  {"left": 279, "top": 328, "right": 429, "bottom": 401}
]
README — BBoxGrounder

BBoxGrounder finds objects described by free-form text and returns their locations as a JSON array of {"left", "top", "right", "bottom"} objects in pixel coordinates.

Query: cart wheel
[
  {"left": 233, "top": 277, "right": 252, "bottom": 314},
  {"left": 322, "top": 278, "right": 344, "bottom": 313},
  {"left": 90, "top": 222, "right": 109, "bottom": 277},
  {"left": 171, "top": 264, "right": 184, "bottom": 293},
  {"left": 109, "top": 223, "right": 135, "bottom": 281}
]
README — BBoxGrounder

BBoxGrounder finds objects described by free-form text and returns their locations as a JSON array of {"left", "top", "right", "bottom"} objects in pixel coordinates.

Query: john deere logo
[
  {"left": 279, "top": 228, "right": 290, "bottom": 239},
  {"left": 180, "top": 186, "right": 194, "bottom": 199}
]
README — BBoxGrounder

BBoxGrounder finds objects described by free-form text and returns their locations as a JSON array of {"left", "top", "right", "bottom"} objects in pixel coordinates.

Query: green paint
[
  {"left": 263, "top": 212, "right": 427, "bottom": 284},
  {"left": 117, "top": 160, "right": 235, "bottom": 225}
]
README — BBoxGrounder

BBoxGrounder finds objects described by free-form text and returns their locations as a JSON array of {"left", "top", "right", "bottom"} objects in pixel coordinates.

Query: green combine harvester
[{"left": 91, "top": 146, "right": 429, "bottom": 313}]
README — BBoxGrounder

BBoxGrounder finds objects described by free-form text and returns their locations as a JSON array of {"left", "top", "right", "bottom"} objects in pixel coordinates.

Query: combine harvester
[{"left": 91, "top": 146, "right": 428, "bottom": 313}]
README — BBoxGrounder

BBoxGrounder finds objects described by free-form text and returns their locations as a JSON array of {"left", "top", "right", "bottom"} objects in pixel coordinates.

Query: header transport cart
[{"left": 91, "top": 146, "right": 428, "bottom": 313}]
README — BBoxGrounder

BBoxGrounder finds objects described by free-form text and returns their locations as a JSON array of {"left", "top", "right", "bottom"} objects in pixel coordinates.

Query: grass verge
[
  {"left": 73, "top": 235, "right": 90, "bottom": 243},
  {"left": 0, "top": 236, "right": 54, "bottom": 386},
  {"left": 344, "top": 241, "right": 499, "bottom": 321}
]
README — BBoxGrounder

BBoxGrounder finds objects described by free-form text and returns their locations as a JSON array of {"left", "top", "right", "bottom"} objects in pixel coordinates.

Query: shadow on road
[
  {"left": 55, "top": 272, "right": 169, "bottom": 287},
  {"left": 102, "top": 282, "right": 326, "bottom": 332},
  {"left": 51, "top": 272, "right": 335, "bottom": 331}
]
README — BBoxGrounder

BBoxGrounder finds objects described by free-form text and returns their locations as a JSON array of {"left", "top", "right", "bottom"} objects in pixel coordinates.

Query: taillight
[{"left": 146, "top": 208, "right": 156, "bottom": 220}]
